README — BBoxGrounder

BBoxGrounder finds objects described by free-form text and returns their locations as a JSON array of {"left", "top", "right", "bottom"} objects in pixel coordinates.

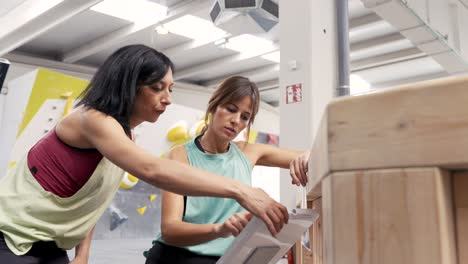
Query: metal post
[{"left": 336, "top": 0, "right": 350, "bottom": 96}]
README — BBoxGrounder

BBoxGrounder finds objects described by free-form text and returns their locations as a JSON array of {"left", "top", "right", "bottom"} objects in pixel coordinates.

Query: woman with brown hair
[{"left": 145, "top": 76, "right": 310, "bottom": 264}]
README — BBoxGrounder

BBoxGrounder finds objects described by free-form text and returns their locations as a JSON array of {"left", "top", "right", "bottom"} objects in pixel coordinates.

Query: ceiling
[{"left": 1, "top": 0, "right": 466, "bottom": 107}]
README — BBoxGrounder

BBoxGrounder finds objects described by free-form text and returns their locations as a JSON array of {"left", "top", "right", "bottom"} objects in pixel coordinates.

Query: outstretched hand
[
  {"left": 215, "top": 211, "right": 253, "bottom": 238},
  {"left": 236, "top": 187, "right": 288, "bottom": 236},
  {"left": 289, "top": 150, "right": 310, "bottom": 186}
]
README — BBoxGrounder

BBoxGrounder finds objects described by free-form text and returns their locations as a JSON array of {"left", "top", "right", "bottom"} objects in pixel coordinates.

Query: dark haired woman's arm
[{"left": 80, "top": 109, "right": 288, "bottom": 235}]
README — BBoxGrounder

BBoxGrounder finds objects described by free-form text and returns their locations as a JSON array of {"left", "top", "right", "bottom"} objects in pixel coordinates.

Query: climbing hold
[
  {"left": 189, "top": 120, "right": 207, "bottom": 138},
  {"left": 137, "top": 206, "right": 147, "bottom": 215},
  {"left": 149, "top": 194, "right": 157, "bottom": 202},
  {"left": 166, "top": 121, "right": 188, "bottom": 142},
  {"left": 109, "top": 204, "right": 128, "bottom": 231},
  {"left": 120, "top": 173, "right": 139, "bottom": 189}
]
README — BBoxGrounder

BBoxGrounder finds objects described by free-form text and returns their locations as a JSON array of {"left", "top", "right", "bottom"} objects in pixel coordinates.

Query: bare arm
[
  {"left": 239, "top": 142, "right": 310, "bottom": 186},
  {"left": 161, "top": 147, "right": 252, "bottom": 246},
  {"left": 79, "top": 109, "right": 287, "bottom": 235},
  {"left": 70, "top": 227, "right": 94, "bottom": 264}
]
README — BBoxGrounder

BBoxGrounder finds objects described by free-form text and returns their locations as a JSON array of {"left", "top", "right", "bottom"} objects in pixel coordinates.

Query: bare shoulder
[
  {"left": 79, "top": 107, "right": 115, "bottom": 127},
  {"left": 78, "top": 107, "right": 124, "bottom": 135},
  {"left": 233, "top": 141, "right": 249, "bottom": 150},
  {"left": 234, "top": 141, "right": 262, "bottom": 153},
  {"left": 167, "top": 145, "right": 189, "bottom": 164}
]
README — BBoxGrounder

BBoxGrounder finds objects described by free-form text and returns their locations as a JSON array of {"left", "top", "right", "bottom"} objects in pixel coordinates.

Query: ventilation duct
[{"left": 209, "top": 0, "right": 278, "bottom": 32}]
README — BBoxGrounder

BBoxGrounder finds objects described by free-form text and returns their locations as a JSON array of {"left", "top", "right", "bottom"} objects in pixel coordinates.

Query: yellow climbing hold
[
  {"left": 149, "top": 194, "right": 158, "bottom": 202},
  {"left": 120, "top": 173, "right": 139, "bottom": 189},
  {"left": 7, "top": 161, "right": 17, "bottom": 170},
  {"left": 189, "top": 120, "right": 207, "bottom": 138},
  {"left": 248, "top": 129, "right": 258, "bottom": 143},
  {"left": 137, "top": 206, "right": 147, "bottom": 215},
  {"left": 166, "top": 121, "right": 188, "bottom": 142},
  {"left": 61, "top": 92, "right": 74, "bottom": 117}
]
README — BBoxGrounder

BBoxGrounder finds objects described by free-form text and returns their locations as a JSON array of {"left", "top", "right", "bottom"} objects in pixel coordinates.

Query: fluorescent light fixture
[
  {"left": 163, "top": 15, "right": 227, "bottom": 42},
  {"left": 261, "top": 51, "right": 280, "bottom": 63},
  {"left": 214, "top": 38, "right": 227, "bottom": 46},
  {"left": 350, "top": 74, "right": 372, "bottom": 95},
  {"left": 155, "top": 25, "right": 169, "bottom": 35},
  {"left": 91, "top": 0, "right": 167, "bottom": 23},
  {"left": 225, "top": 34, "right": 276, "bottom": 58}
]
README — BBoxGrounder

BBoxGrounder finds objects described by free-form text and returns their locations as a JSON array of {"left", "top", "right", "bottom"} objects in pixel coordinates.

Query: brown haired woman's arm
[
  {"left": 160, "top": 146, "right": 253, "bottom": 246},
  {"left": 80, "top": 109, "right": 288, "bottom": 235},
  {"left": 238, "top": 142, "right": 310, "bottom": 186}
]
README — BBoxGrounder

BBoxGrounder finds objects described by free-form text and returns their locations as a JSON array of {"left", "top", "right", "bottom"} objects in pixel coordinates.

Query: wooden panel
[
  {"left": 307, "top": 114, "right": 329, "bottom": 200},
  {"left": 453, "top": 172, "right": 468, "bottom": 264},
  {"left": 322, "top": 168, "right": 456, "bottom": 264},
  {"left": 296, "top": 199, "right": 322, "bottom": 264},
  {"left": 326, "top": 75, "right": 468, "bottom": 171},
  {"left": 311, "top": 198, "right": 323, "bottom": 264},
  {"left": 322, "top": 177, "right": 334, "bottom": 264},
  {"left": 296, "top": 240, "right": 303, "bottom": 264}
]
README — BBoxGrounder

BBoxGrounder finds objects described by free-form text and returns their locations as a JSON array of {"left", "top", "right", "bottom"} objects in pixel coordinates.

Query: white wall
[
  {"left": 279, "top": 1, "right": 336, "bottom": 208},
  {"left": 0, "top": 70, "right": 37, "bottom": 176}
]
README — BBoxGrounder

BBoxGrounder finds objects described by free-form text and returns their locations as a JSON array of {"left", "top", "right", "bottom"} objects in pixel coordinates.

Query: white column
[{"left": 279, "top": 1, "right": 337, "bottom": 208}]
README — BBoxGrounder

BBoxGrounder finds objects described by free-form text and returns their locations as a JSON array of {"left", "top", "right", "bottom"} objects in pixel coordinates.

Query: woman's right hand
[
  {"left": 236, "top": 187, "right": 288, "bottom": 236},
  {"left": 214, "top": 211, "right": 253, "bottom": 238}
]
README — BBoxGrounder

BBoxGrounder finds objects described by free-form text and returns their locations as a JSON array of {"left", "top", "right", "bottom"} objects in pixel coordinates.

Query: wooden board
[
  {"left": 307, "top": 114, "right": 329, "bottom": 200},
  {"left": 296, "top": 200, "right": 317, "bottom": 264},
  {"left": 306, "top": 75, "right": 468, "bottom": 199},
  {"left": 327, "top": 75, "right": 468, "bottom": 171},
  {"left": 453, "top": 172, "right": 468, "bottom": 264},
  {"left": 321, "top": 168, "right": 456, "bottom": 264},
  {"left": 311, "top": 198, "right": 323, "bottom": 264}
]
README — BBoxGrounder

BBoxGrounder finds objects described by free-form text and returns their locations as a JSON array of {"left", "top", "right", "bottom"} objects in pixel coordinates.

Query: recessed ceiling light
[
  {"left": 163, "top": 15, "right": 227, "bottom": 43},
  {"left": 91, "top": 0, "right": 167, "bottom": 23},
  {"left": 155, "top": 25, "right": 169, "bottom": 35},
  {"left": 261, "top": 51, "right": 280, "bottom": 63},
  {"left": 225, "top": 34, "right": 276, "bottom": 58}
]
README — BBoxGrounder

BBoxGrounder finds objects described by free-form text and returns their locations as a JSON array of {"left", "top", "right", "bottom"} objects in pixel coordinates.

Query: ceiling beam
[
  {"left": 61, "top": 0, "right": 211, "bottom": 63},
  {"left": 4, "top": 51, "right": 97, "bottom": 75},
  {"left": 0, "top": 0, "right": 103, "bottom": 56},
  {"left": 351, "top": 47, "right": 425, "bottom": 71},
  {"left": 175, "top": 43, "right": 280, "bottom": 80},
  {"left": 202, "top": 64, "right": 280, "bottom": 87},
  {"left": 0, "top": 0, "right": 63, "bottom": 40},
  {"left": 257, "top": 79, "right": 279, "bottom": 91},
  {"left": 371, "top": 71, "right": 449, "bottom": 89},
  {"left": 349, "top": 13, "right": 381, "bottom": 29},
  {"left": 350, "top": 32, "right": 405, "bottom": 51}
]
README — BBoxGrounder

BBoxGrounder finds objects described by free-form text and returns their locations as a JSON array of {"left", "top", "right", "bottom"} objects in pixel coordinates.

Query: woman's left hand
[{"left": 289, "top": 150, "right": 310, "bottom": 186}]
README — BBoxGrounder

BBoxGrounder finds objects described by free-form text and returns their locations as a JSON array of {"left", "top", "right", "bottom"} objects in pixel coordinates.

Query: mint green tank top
[{"left": 158, "top": 139, "right": 252, "bottom": 257}]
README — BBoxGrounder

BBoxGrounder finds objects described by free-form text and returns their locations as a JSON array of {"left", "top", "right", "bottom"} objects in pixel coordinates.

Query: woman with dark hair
[
  {"left": 145, "top": 76, "right": 310, "bottom": 264},
  {"left": 0, "top": 46, "right": 288, "bottom": 264}
]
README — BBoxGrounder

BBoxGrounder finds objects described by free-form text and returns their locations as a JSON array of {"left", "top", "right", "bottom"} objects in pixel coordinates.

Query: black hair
[{"left": 77, "top": 44, "right": 175, "bottom": 135}]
